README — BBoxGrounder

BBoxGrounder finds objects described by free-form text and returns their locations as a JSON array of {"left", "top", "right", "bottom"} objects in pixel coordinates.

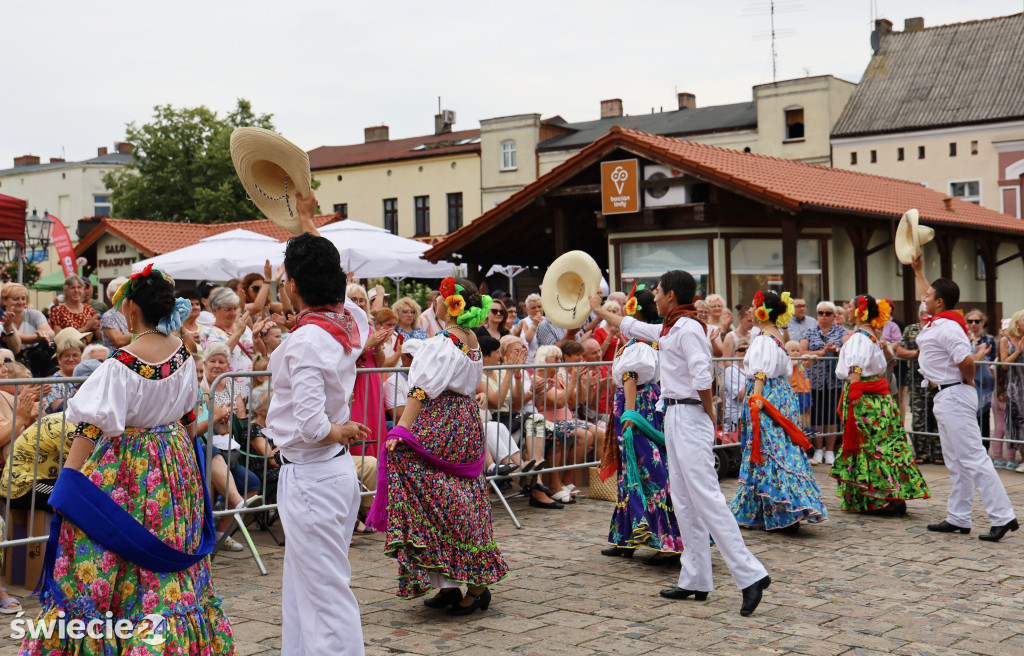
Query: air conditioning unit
[
  {"left": 441, "top": 109, "right": 456, "bottom": 125},
  {"left": 643, "top": 165, "right": 690, "bottom": 207}
]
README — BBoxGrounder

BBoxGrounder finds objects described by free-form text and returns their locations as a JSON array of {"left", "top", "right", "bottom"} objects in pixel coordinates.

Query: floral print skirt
[
  {"left": 607, "top": 385, "right": 682, "bottom": 553},
  {"left": 384, "top": 391, "right": 508, "bottom": 598},
  {"left": 830, "top": 378, "right": 931, "bottom": 512},
  {"left": 20, "top": 424, "right": 234, "bottom": 656},
  {"left": 730, "top": 377, "right": 829, "bottom": 530}
]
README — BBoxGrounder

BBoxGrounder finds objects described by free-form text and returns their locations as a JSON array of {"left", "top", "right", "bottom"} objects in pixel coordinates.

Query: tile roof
[
  {"left": 537, "top": 102, "right": 756, "bottom": 151},
  {"left": 832, "top": 13, "right": 1024, "bottom": 137},
  {"left": 426, "top": 126, "right": 1024, "bottom": 260},
  {"left": 308, "top": 129, "right": 481, "bottom": 170},
  {"left": 75, "top": 214, "right": 342, "bottom": 258},
  {"left": 0, "top": 151, "right": 133, "bottom": 177}
]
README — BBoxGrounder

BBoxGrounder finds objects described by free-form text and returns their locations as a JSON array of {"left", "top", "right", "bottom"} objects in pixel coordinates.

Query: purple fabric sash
[{"left": 365, "top": 425, "right": 486, "bottom": 531}]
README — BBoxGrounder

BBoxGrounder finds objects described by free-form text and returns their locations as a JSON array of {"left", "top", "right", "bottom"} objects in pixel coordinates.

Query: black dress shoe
[
  {"left": 601, "top": 546, "right": 635, "bottom": 558},
  {"left": 641, "top": 553, "right": 681, "bottom": 567},
  {"left": 529, "top": 496, "right": 564, "bottom": 510},
  {"left": 423, "top": 588, "right": 462, "bottom": 609},
  {"left": 740, "top": 575, "right": 771, "bottom": 616},
  {"left": 446, "top": 588, "right": 491, "bottom": 615},
  {"left": 926, "top": 520, "right": 970, "bottom": 534},
  {"left": 978, "top": 518, "right": 1019, "bottom": 542},
  {"left": 659, "top": 587, "right": 709, "bottom": 601}
]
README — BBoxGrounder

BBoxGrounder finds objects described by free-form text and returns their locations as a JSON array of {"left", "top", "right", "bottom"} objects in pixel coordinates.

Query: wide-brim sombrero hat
[
  {"left": 895, "top": 208, "right": 935, "bottom": 265},
  {"left": 230, "top": 127, "right": 311, "bottom": 235},
  {"left": 541, "top": 251, "right": 602, "bottom": 330}
]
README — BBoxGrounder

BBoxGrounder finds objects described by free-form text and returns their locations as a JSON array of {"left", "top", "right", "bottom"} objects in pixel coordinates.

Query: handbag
[{"left": 587, "top": 466, "right": 618, "bottom": 502}]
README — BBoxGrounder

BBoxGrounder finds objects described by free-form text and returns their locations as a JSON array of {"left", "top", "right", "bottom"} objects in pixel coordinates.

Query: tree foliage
[{"left": 104, "top": 99, "right": 277, "bottom": 224}]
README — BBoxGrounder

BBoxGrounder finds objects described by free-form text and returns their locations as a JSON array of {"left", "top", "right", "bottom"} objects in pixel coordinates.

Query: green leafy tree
[{"left": 103, "top": 99, "right": 278, "bottom": 223}]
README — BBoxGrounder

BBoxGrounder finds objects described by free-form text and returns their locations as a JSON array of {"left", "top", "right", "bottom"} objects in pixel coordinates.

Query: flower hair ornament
[
  {"left": 752, "top": 291, "right": 771, "bottom": 323},
  {"left": 112, "top": 263, "right": 189, "bottom": 335},
  {"left": 854, "top": 296, "right": 870, "bottom": 324},
  {"left": 870, "top": 298, "right": 892, "bottom": 330},
  {"left": 624, "top": 282, "right": 646, "bottom": 316},
  {"left": 775, "top": 291, "right": 795, "bottom": 328},
  {"left": 439, "top": 276, "right": 491, "bottom": 329}
]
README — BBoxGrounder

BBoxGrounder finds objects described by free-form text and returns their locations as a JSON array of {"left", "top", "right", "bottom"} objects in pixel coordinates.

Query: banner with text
[
  {"left": 600, "top": 159, "right": 639, "bottom": 215},
  {"left": 47, "top": 214, "right": 78, "bottom": 277}
]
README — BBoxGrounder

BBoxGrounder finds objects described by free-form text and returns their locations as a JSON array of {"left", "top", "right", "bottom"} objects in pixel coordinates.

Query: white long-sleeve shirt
[
  {"left": 263, "top": 298, "right": 368, "bottom": 464},
  {"left": 620, "top": 315, "right": 712, "bottom": 401},
  {"left": 916, "top": 318, "right": 973, "bottom": 386}
]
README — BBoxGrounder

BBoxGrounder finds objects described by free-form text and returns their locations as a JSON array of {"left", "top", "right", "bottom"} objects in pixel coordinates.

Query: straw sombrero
[
  {"left": 894, "top": 209, "right": 935, "bottom": 265},
  {"left": 230, "top": 127, "right": 311, "bottom": 235},
  {"left": 541, "top": 251, "right": 602, "bottom": 330}
]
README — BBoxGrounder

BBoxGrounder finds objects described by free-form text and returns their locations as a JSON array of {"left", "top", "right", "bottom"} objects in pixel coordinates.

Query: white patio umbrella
[
  {"left": 133, "top": 229, "right": 284, "bottom": 280},
  {"left": 317, "top": 222, "right": 459, "bottom": 279}
]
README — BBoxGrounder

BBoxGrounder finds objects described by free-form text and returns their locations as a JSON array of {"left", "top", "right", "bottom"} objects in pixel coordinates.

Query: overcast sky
[{"left": 4, "top": 0, "right": 1022, "bottom": 168}]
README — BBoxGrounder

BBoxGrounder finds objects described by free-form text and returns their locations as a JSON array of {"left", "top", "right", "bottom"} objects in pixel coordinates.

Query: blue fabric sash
[
  {"left": 620, "top": 409, "right": 666, "bottom": 512},
  {"left": 36, "top": 426, "right": 216, "bottom": 603}
]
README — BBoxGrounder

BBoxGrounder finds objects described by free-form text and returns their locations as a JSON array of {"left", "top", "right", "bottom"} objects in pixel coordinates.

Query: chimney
[
  {"left": 97, "top": 147, "right": 108, "bottom": 156},
  {"left": 13, "top": 155, "right": 41, "bottom": 167},
  {"left": 677, "top": 92, "right": 696, "bottom": 110},
  {"left": 943, "top": 197, "right": 954, "bottom": 211},
  {"left": 600, "top": 99, "right": 623, "bottom": 119},
  {"left": 115, "top": 141, "right": 133, "bottom": 153},
  {"left": 871, "top": 18, "right": 893, "bottom": 53},
  {"left": 49, "top": 157, "right": 65, "bottom": 163},
  {"left": 364, "top": 125, "right": 390, "bottom": 143},
  {"left": 434, "top": 114, "right": 454, "bottom": 136},
  {"left": 904, "top": 17, "right": 924, "bottom": 31}
]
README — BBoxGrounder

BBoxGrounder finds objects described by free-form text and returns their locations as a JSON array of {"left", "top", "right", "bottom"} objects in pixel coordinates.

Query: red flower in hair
[
  {"left": 439, "top": 277, "right": 457, "bottom": 299},
  {"left": 753, "top": 291, "right": 765, "bottom": 308},
  {"left": 129, "top": 263, "right": 153, "bottom": 282}
]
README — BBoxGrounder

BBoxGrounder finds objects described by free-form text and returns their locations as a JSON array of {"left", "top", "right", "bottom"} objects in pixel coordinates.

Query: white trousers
[
  {"left": 933, "top": 385, "right": 1016, "bottom": 528},
  {"left": 665, "top": 404, "right": 768, "bottom": 591},
  {"left": 278, "top": 455, "right": 365, "bottom": 656},
  {"left": 484, "top": 422, "right": 520, "bottom": 464}
]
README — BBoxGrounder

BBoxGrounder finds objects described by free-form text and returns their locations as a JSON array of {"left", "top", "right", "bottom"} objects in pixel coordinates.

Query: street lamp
[{"left": 10, "top": 209, "right": 56, "bottom": 283}]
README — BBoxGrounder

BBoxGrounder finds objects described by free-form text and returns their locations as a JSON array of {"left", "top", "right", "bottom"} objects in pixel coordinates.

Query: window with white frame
[
  {"left": 784, "top": 107, "right": 804, "bottom": 141},
  {"left": 500, "top": 140, "right": 517, "bottom": 170},
  {"left": 949, "top": 180, "right": 981, "bottom": 205},
  {"left": 93, "top": 194, "right": 112, "bottom": 217}
]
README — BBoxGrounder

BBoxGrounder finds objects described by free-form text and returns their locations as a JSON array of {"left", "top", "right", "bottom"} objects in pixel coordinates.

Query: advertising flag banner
[{"left": 48, "top": 214, "right": 78, "bottom": 277}]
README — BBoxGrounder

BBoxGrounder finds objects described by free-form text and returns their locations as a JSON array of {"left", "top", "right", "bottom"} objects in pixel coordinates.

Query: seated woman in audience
[
  {"left": 243, "top": 383, "right": 279, "bottom": 498},
  {"left": 477, "top": 336, "right": 535, "bottom": 476},
  {"left": 592, "top": 301, "right": 623, "bottom": 361},
  {"left": 474, "top": 303, "right": 508, "bottom": 341},
  {"left": 199, "top": 287, "right": 258, "bottom": 384},
  {"left": 49, "top": 275, "right": 100, "bottom": 339},
  {"left": 502, "top": 298, "right": 518, "bottom": 333},
  {"left": 392, "top": 296, "right": 428, "bottom": 341},
  {"left": 374, "top": 308, "right": 404, "bottom": 368},
  {"left": 3, "top": 282, "right": 55, "bottom": 376},
  {"left": 42, "top": 328, "right": 90, "bottom": 413},
  {"left": 99, "top": 277, "right": 131, "bottom": 350},
  {"left": 695, "top": 299, "right": 724, "bottom": 357}
]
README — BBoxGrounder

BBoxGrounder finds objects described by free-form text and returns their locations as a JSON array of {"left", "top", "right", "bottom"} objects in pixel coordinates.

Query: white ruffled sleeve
[
  {"left": 836, "top": 332, "right": 875, "bottom": 379},
  {"left": 742, "top": 334, "right": 791, "bottom": 380},
  {"left": 612, "top": 342, "right": 660, "bottom": 387},
  {"left": 65, "top": 359, "right": 128, "bottom": 437},
  {"left": 407, "top": 336, "right": 462, "bottom": 399}
]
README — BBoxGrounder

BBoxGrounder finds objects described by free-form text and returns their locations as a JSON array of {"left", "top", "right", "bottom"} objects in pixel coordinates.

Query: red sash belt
[
  {"left": 839, "top": 378, "right": 891, "bottom": 455},
  {"left": 747, "top": 394, "right": 812, "bottom": 465}
]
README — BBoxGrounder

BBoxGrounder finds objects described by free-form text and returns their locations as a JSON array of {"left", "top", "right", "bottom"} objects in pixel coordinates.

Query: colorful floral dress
[
  {"left": 20, "top": 343, "right": 235, "bottom": 656},
  {"left": 730, "top": 333, "right": 829, "bottom": 530},
  {"left": 831, "top": 330, "right": 930, "bottom": 511},
  {"left": 606, "top": 339, "right": 683, "bottom": 553},
  {"left": 383, "top": 331, "right": 508, "bottom": 598}
]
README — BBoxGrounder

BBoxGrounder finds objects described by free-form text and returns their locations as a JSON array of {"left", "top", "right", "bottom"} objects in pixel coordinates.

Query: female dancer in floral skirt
[
  {"left": 730, "top": 290, "right": 828, "bottom": 532},
  {"left": 600, "top": 285, "right": 683, "bottom": 566},
  {"left": 832, "top": 295, "right": 930, "bottom": 514},
  {"left": 367, "top": 277, "right": 508, "bottom": 615},
  {"left": 22, "top": 265, "right": 234, "bottom": 655}
]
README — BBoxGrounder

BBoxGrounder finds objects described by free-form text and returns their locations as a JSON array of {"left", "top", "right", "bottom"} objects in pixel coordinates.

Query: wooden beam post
[
  {"left": 781, "top": 217, "right": 799, "bottom": 293},
  {"left": 844, "top": 225, "right": 871, "bottom": 295},
  {"left": 553, "top": 207, "right": 567, "bottom": 256},
  {"left": 935, "top": 234, "right": 956, "bottom": 280},
  {"left": 980, "top": 240, "right": 999, "bottom": 334},
  {"left": 902, "top": 262, "right": 916, "bottom": 325}
]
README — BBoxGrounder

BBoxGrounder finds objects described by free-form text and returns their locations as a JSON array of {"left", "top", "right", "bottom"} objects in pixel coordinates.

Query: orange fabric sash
[
  {"left": 839, "top": 378, "right": 891, "bottom": 455},
  {"left": 747, "top": 394, "right": 812, "bottom": 465}
]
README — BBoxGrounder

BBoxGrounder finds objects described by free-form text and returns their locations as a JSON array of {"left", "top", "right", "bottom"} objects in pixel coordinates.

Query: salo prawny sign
[{"left": 600, "top": 159, "right": 639, "bottom": 215}]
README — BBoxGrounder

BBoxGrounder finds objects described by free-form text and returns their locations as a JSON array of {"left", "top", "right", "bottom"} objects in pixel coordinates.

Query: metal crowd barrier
[{"left": 2, "top": 349, "right": 1022, "bottom": 578}]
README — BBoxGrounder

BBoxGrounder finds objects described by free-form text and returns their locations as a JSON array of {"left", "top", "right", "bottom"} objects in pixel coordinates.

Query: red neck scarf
[
  {"left": 293, "top": 303, "right": 360, "bottom": 354},
  {"left": 839, "top": 378, "right": 892, "bottom": 455},
  {"left": 661, "top": 304, "right": 706, "bottom": 337},
  {"left": 923, "top": 310, "right": 969, "bottom": 336}
]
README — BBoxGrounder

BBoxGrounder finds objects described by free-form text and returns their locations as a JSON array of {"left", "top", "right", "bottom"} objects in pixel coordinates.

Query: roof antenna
[{"left": 438, "top": 96, "right": 442, "bottom": 114}]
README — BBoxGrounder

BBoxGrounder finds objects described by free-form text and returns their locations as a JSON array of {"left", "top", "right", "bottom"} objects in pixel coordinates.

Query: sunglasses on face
[
  {"left": 967, "top": 319, "right": 983, "bottom": 324},
  {"left": 735, "top": 347, "right": 748, "bottom": 353},
  {"left": 490, "top": 308, "right": 504, "bottom": 315},
  {"left": 818, "top": 311, "right": 834, "bottom": 316},
  {"left": 250, "top": 285, "right": 262, "bottom": 292}
]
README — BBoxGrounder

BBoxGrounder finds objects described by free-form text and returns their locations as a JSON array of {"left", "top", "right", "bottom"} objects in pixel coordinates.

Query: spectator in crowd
[
  {"left": 42, "top": 328, "right": 90, "bottom": 412},
  {"left": 240, "top": 262, "right": 289, "bottom": 320},
  {"left": 592, "top": 301, "right": 623, "bottom": 361},
  {"left": 511, "top": 293, "right": 543, "bottom": 362},
  {"left": 786, "top": 298, "right": 816, "bottom": 343},
  {"left": 367, "top": 284, "right": 388, "bottom": 314},
  {"left": 839, "top": 300, "right": 857, "bottom": 332},
  {"left": 100, "top": 276, "right": 131, "bottom": 350},
  {"left": 373, "top": 308, "right": 403, "bottom": 368},
  {"left": 243, "top": 382, "right": 279, "bottom": 497},
  {"left": 722, "top": 305, "right": 759, "bottom": 358},
  {"left": 199, "top": 287, "right": 258, "bottom": 383},
  {"left": 195, "top": 280, "right": 219, "bottom": 326},
  {"left": 49, "top": 275, "right": 100, "bottom": 338},
  {"left": 581, "top": 338, "right": 612, "bottom": 435},
  {"left": 721, "top": 338, "right": 748, "bottom": 430},
  {"left": 897, "top": 310, "right": 941, "bottom": 464},
  {"left": 786, "top": 340, "right": 812, "bottom": 431},
  {"left": 705, "top": 293, "right": 729, "bottom": 334},
  {"left": 475, "top": 301, "right": 509, "bottom": 341},
  {"left": 799, "top": 301, "right": 845, "bottom": 465},
  {"left": 383, "top": 338, "right": 421, "bottom": 424},
  {"left": 419, "top": 291, "right": 445, "bottom": 337},
  {"left": 991, "top": 318, "right": 1012, "bottom": 468},
  {"left": 82, "top": 278, "right": 107, "bottom": 314},
  {"left": 261, "top": 324, "right": 284, "bottom": 355},
  {"left": 476, "top": 336, "right": 532, "bottom": 477},
  {"left": 695, "top": 300, "right": 724, "bottom": 357},
  {"left": 1000, "top": 309, "right": 1024, "bottom": 472},
  {"left": 177, "top": 288, "right": 203, "bottom": 353},
  {"left": 606, "top": 291, "right": 627, "bottom": 315},
  {"left": 966, "top": 309, "right": 997, "bottom": 441},
  {"left": 3, "top": 282, "right": 55, "bottom": 372},
  {"left": 720, "top": 308, "right": 734, "bottom": 334},
  {"left": 392, "top": 297, "right": 428, "bottom": 341},
  {"left": 346, "top": 283, "right": 369, "bottom": 314},
  {"left": 347, "top": 283, "right": 393, "bottom": 457},
  {"left": 0, "top": 358, "right": 43, "bottom": 464},
  {"left": 502, "top": 298, "right": 518, "bottom": 332}
]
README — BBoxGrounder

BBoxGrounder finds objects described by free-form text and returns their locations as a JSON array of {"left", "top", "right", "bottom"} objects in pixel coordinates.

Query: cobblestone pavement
[{"left": 3, "top": 464, "right": 1024, "bottom": 655}]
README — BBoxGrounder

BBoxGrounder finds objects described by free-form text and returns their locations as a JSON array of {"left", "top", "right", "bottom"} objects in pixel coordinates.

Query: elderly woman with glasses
[
  {"left": 392, "top": 297, "right": 428, "bottom": 341},
  {"left": 799, "top": 301, "right": 847, "bottom": 465},
  {"left": 198, "top": 288, "right": 263, "bottom": 384},
  {"left": 474, "top": 302, "right": 508, "bottom": 341},
  {"left": 49, "top": 275, "right": 100, "bottom": 338}
]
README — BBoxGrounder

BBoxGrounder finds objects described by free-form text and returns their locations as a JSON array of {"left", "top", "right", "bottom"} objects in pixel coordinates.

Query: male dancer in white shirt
[
  {"left": 911, "top": 257, "right": 1018, "bottom": 541},
  {"left": 590, "top": 270, "right": 771, "bottom": 616},
  {"left": 263, "top": 190, "right": 373, "bottom": 655}
]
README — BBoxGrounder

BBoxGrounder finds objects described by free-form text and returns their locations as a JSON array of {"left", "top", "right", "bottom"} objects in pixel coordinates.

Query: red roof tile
[
  {"left": 75, "top": 214, "right": 342, "bottom": 257},
  {"left": 308, "top": 129, "right": 481, "bottom": 170},
  {"left": 426, "top": 126, "right": 1024, "bottom": 260}
]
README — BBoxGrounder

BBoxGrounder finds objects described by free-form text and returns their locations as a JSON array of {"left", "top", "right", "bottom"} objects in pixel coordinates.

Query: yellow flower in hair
[
  {"left": 624, "top": 297, "right": 639, "bottom": 316},
  {"left": 775, "top": 291, "right": 795, "bottom": 327},
  {"left": 870, "top": 298, "right": 893, "bottom": 330},
  {"left": 445, "top": 294, "right": 466, "bottom": 316},
  {"left": 754, "top": 306, "right": 771, "bottom": 322}
]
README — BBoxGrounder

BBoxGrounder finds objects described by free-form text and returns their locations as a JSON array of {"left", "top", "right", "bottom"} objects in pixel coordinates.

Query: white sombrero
[
  {"left": 541, "top": 251, "right": 602, "bottom": 330},
  {"left": 894, "top": 208, "right": 935, "bottom": 265},
  {"left": 230, "top": 127, "right": 311, "bottom": 235}
]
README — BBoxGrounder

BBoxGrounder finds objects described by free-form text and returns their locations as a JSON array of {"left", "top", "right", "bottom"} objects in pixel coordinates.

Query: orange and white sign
[{"left": 600, "top": 159, "right": 639, "bottom": 215}]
